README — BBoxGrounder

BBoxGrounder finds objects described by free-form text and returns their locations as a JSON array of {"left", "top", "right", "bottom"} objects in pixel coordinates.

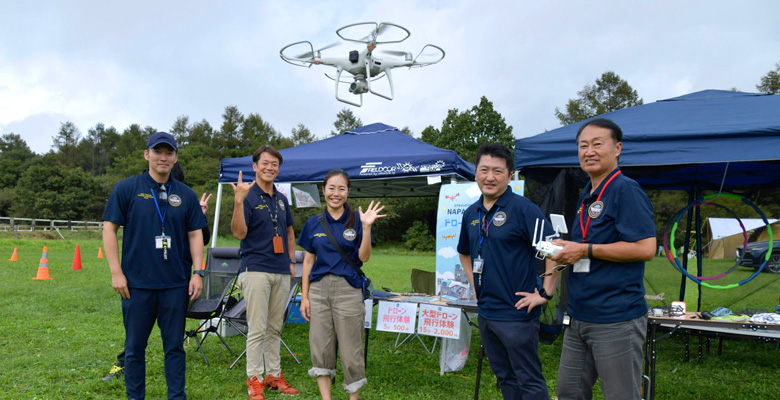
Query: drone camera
[
  {"left": 349, "top": 79, "right": 368, "bottom": 94},
  {"left": 349, "top": 50, "right": 359, "bottom": 64}
]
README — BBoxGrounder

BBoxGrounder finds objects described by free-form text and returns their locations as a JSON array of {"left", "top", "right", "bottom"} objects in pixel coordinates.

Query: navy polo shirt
[
  {"left": 457, "top": 188, "right": 553, "bottom": 321},
  {"left": 297, "top": 211, "right": 364, "bottom": 289},
  {"left": 568, "top": 168, "right": 655, "bottom": 323},
  {"left": 103, "top": 172, "right": 207, "bottom": 289},
  {"left": 240, "top": 183, "right": 294, "bottom": 274}
]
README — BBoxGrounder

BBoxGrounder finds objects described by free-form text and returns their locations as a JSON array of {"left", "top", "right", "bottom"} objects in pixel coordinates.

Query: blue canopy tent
[
  {"left": 514, "top": 90, "right": 780, "bottom": 310},
  {"left": 212, "top": 123, "right": 475, "bottom": 244}
]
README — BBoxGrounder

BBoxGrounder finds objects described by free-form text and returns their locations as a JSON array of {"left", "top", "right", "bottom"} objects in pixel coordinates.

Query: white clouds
[{"left": 1, "top": 1, "right": 779, "bottom": 154}]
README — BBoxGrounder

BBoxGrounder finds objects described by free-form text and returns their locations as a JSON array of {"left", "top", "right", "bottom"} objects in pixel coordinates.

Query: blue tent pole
[{"left": 694, "top": 193, "right": 703, "bottom": 311}]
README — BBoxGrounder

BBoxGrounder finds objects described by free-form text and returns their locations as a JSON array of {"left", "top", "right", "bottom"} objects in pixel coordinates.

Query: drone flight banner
[{"left": 434, "top": 181, "right": 524, "bottom": 296}]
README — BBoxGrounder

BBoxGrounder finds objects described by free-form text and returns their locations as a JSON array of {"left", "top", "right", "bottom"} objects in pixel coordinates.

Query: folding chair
[
  {"left": 395, "top": 268, "right": 438, "bottom": 353},
  {"left": 183, "top": 247, "right": 242, "bottom": 366},
  {"left": 225, "top": 250, "right": 305, "bottom": 369}
]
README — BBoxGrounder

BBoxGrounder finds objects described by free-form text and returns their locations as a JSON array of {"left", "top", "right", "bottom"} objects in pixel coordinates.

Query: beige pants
[
  {"left": 307, "top": 274, "right": 367, "bottom": 394},
  {"left": 239, "top": 271, "right": 290, "bottom": 379}
]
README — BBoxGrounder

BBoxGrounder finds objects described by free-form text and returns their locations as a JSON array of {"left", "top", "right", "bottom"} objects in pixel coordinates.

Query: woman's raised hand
[{"left": 358, "top": 201, "right": 387, "bottom": 226}]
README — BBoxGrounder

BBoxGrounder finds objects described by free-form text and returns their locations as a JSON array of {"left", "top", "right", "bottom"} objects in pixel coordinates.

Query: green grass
[{"left": 0, "top": 232, "right": 778, "bottom": 399}]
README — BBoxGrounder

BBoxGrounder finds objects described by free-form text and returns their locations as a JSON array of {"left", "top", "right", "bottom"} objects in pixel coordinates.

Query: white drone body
[
  {"left": 280, "top": 22, "right": 445, "bottom": 106},
  {"left": 533, "top": 215, "right": 567, "bottom": 259}
]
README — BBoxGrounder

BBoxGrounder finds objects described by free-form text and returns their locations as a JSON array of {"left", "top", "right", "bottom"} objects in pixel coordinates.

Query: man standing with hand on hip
[
  {"left": 231, "top": 145, "right": 299, "bottom": 400},
  {"left": 551, "top": 118, "right": 656, "bottom": 400},
  {"left": 103, "top": 132, "right": 207, "bottom": 400}
]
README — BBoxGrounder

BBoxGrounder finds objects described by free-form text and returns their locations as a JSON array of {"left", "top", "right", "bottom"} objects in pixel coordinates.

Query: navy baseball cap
[{"left": 147, "top": 132, "right": 178, "bottom": 151}]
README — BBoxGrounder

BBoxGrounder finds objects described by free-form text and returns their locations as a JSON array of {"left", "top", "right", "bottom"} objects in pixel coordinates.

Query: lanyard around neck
[
  {"left": 259, "top": 191, "right": 280, "bottom": 236},
  {"left": 150, "top": 185, "right": 169, "bottom": 234},
  {"left": 579, "top": 170, "right": 621, "bottom": 241},
  {"left": 477, "top": 206, "right": 501, "bottom": 255}
]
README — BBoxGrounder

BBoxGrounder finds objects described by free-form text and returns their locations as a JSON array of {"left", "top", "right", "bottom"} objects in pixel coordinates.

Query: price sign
[
  {"left": 416, "top": 304, "right": 461, "bottom": 339},
  {"left": 376, "top": 301, "right": 417, "bottom": 334}
]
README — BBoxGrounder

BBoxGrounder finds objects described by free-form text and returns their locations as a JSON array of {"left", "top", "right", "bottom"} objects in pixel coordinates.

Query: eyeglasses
[{"left": 539, "top": 264, "right": 568, "bottom": 277}]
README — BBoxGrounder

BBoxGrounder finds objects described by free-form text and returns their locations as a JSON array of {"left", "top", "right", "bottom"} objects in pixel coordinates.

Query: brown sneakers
[
  {"left": 247, "top": 376, "right": 265, "bottom": 400},
  {"left": 263, "top": 372, "right": 299, "bottom": 395}
]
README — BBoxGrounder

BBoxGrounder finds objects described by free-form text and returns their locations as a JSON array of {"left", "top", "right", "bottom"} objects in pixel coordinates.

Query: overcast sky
[{"left": 2, "top": 1, "right": 779, "bottom": 154}]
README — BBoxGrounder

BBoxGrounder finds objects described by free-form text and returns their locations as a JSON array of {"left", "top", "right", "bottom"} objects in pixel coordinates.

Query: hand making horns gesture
[
  {"left": 358, "top": 201, "right": 387, "bottom": 226},
  {"left": 229, "top": 170, "right": 254, "bottom": 203}
]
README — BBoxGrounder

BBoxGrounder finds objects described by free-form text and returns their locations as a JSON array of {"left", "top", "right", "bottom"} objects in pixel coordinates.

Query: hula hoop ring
[{"left": 663, "top": 193, "right": 773, "bottom": 289}]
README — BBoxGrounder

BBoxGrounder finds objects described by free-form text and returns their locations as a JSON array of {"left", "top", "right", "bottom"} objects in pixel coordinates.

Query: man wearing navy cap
[
  {"left": 551, "top": 118, "right": 656, "bottom": 400},
  {"left": 103, "top": 131, "right": 207, "bottom": 400}
]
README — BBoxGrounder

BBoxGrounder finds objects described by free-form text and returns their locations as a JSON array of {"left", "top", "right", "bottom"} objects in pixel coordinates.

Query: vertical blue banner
[{"left": 434, "top": 181, "right": 524, "bottom": 295}]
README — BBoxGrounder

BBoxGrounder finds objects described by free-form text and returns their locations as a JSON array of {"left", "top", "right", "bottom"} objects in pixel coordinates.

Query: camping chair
[
  {"left": 183, "top": 247, "right": 242, "bottom": 366},
  {"left": 226, "top": 250, "right": 305, "bottom": 369},
  {"left": 395, "top": 268, "right": 438, "bottom": 353}
]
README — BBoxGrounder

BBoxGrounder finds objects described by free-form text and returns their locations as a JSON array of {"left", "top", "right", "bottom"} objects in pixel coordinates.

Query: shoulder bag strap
[{"left": 317, "top": 212, "right": 365, "bottom": 278}]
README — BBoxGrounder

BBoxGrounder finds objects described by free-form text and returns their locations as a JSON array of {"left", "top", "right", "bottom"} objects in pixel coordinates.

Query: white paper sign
[
  {"left": 292, "top": 184, "right": 322, "bottom": 208},
  {"left": 416, "top": 304, "right": 461, "bottom": 339},
  {"left": 364, "top": 299, "right": 373, "bottom": 329},
  {"left": 376, "top": 301, "right": 417, "bottom": 334}
]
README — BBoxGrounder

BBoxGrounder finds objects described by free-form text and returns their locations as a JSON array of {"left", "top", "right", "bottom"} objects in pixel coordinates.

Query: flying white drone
[{"left": 280, "top": 22, "right": 445, "bottom": 107}]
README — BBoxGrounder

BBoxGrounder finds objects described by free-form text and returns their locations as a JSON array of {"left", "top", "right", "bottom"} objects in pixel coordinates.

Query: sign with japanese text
[
  {"left": 416, "top": 304, "right": 461, "bottom": 339},
  {"left": 376, "top": 301, "right": 417, "bottom": 334}
]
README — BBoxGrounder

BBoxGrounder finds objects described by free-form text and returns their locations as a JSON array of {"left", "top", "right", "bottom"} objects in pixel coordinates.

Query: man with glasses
[
  {"left": 457, "top": 143, "right": 560, "bottom": 400},
  {"left": 103, "top": 132, "right": 207, "bottom": 400},
  {"left": 231, "top": 145, "right": 299, "bottom": 400}
]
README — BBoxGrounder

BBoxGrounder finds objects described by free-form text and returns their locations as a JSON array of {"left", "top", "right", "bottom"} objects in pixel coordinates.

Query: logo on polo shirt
[
  {"left": 278, "top": 199, "right": 285, "bottom": 210},
  {"left": 137, "top": 193, "right": 153, "bottom": 200},
  {"left": 314, "top": 233, "right": 327, "bottom": 238},
  {"left": 588, "top": 201, "right": 604, "bottom": 218},
  {"left": 254, "top": 204, "right": 266, "bottom": 210},
  {"left": 343, "top": 229, "right": 357, "bottom": 241},
  {"left": 471, "top": 219, "right": 480, "bottom": 226},
  {"left": 492, "top": 211, "right": 507, "bottom": 226},
  {"left": 168, "top": 194, "right": 182, "bottom": 207}
]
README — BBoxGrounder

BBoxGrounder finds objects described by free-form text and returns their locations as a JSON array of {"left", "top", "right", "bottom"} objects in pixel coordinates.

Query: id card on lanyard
[
  {"left": 151, "top": 185, "right": 172, "bottom": 262},
  {"left": 575, "top": 171, "right": 621, "bottom": 273},
  {"left": 474, "top": 206, "right": 500, "bottom": 285},
  {"left": 260, "top": 191, "right": 285, "bottom": 254}
]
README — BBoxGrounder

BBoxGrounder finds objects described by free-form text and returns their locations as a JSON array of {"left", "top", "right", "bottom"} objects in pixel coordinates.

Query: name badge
[
  {"left": 272, "top": 236, "right": 284, "bottom": 254},
  {"left": 573, "top": 258, "right": 590, "bottom": 273},
  {"left": 472, "top": 256, "right": 484, "bottom": 274},
  {"left": 155, "top": 235, "right": 172, "bottom": 249}
]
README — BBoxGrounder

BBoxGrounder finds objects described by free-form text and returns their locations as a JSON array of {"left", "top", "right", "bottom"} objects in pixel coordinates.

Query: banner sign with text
[
  {"left": 416, "top": 304, "right": 461, "bottom": 339},
  {"left": 434, "top": 181, "right": 524, "bottom": 295},
  {"left": 376, "top": 301, "right": 418, "bottom": 334}
]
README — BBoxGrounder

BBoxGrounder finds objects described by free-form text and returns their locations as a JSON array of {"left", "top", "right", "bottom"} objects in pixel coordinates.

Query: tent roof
[
  {"left": 707, "top": 217, "right": 779, "bottom": 240},
  {"left": 218, "top": 123, "right": 476, "bottom": 197},
  {"left": 514, "top": 90, "right": 780, "bottom": 190}
]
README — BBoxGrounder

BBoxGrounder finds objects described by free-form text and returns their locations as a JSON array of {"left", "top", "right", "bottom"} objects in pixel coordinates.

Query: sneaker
[
  {"left": 263, "top": 372, "right": 299, "bottom": 395},
  {"left": 247, "top": 376, "right": 265, "bottom": 400},
  {"left": 101, "top": 364, "right": 124, "bottom": 382}
]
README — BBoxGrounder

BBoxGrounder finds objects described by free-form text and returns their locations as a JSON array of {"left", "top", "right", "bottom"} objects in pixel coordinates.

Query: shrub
[{"left": 403, "top": 220, "right": 435, "bottom": 252}]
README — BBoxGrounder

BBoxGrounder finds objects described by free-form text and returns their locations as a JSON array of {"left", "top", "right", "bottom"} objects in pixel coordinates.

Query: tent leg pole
[{"left": 212, "top": 183, "right": 223, "bottom": 248}]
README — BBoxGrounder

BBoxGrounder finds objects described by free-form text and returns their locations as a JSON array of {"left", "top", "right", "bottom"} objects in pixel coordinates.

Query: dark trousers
[
  {"left": 478, "top": 317, "right": 549, "bottom": 400},
  {"left": 122, "top": 286, "right": 189, "bottom": 400}
]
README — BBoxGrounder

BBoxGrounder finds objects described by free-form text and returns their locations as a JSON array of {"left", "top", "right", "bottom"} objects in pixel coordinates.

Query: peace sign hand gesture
[
  {"left": 230, "top": 171, "right": 253, "bottom": 203},
  {"left": 359, "top": 201, "right": 387, "bottom": 227},
  {"left": 199, "top": 192, "right": 212, "bottom": 215}
]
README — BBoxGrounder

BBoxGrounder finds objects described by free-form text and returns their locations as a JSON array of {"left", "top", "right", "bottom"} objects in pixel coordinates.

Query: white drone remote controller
[{"left": 533, "top": 214, "right": 567, "bottom": 260}]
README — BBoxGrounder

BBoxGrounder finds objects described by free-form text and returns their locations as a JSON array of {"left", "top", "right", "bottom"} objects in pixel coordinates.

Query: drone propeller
[{"left": 295, "top": 40, "right": 341, "bottom": 59}]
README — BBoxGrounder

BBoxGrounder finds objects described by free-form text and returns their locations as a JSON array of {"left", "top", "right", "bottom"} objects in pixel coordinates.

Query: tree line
[{"left": 1, "top": 62, "right": 778, "bottom": 245}]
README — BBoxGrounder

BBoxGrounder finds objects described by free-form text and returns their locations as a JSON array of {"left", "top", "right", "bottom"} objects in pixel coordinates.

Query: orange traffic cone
[
  {"left": 9, "top": 247, "right": 18, "bottom": 261},
  {"left": 32, "top": 246, "right": 53, "bottom": 280},
  {"left": 98, "top": 247, "right": 104, "bottom": 259},
  {"left": 72, "top": 245, "right": 83, "bottom": 270}
]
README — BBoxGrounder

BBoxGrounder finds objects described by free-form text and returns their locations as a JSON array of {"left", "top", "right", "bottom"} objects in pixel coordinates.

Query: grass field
[{"left": 0, "top": 231, "right": 778, "bottom": 399}]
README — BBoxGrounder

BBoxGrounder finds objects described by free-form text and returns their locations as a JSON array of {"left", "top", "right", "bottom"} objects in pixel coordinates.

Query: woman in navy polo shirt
[{"left": 297, "top": 169, "right": 385, "bottom": 400}]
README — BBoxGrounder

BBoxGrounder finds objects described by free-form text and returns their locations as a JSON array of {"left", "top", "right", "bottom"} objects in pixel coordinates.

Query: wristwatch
[
  {"left": 538, "top": 288, "right": 553, "bottom": 300},
  {"left": 289, "top": 259, "right": 296, "bottom": 264},
  {"left": 193, "top": 270, "right": 205, "bottom": 277}
]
